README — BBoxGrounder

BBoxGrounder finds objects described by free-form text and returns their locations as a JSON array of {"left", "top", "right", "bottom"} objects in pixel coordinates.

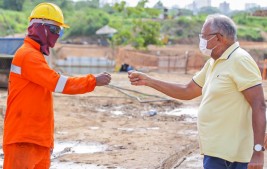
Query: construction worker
[
  {"left": 128, "top": 14, "right": 266, "bottom": 169},
  {"left": 3, "top": 2, "right": 111, "bottom": 169}
]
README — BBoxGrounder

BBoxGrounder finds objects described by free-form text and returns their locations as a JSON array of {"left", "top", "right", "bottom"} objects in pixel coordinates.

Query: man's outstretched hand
[
  {"left": 95, "top": 72, "right": 111, "bottom": 86},
  {"left": 128, "top": 70, "right": 149, "bottom": 86}
]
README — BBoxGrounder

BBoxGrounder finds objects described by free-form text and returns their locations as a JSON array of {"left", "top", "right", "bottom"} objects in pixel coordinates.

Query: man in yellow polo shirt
[{"left": 128, "top": 14, "right": 266, "bottom": 169}]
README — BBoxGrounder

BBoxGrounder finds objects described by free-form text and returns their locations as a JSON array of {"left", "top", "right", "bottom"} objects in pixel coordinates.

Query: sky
[{"left": 106, "top": 0, "right": 267, "bottom": 10}]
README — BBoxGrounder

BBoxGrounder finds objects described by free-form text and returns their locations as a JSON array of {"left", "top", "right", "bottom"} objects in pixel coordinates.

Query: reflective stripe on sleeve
[
  {"left": 10, "top": 64, "right": 21, "bottom": 75},
  {"left": 55, "top": 75, "right": 68, "bottom": 93}
]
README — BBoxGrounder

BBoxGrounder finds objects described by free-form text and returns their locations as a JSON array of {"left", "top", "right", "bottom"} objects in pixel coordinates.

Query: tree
[
  {"left": 59, "top": 0, "right": 74, "bottom": 11},
  {"left": 153, "top": 1, "right": 164, "bottom": 10},
  {"left": 0, "top": 0, "right": 3, "bottom": 8},
  {"left": 65, "top": 8, "right": 109, "bottom": 37},
  {"left": 132, "top": 19, "right": 162, "bottom": 48},
  {"left": 112, "top": 0, "right": 162, "bottom": 49},
  {"left": 3, "top": 0, "right": 25, "bottom": 11},
  {"left": 75, "top": 0, "right": 100, "bottom": 9},
  {"left": 102, "top": 3, "right": 115, "bottom": 14},
  {"left": 176, "top": 8, "right": 193, "bottom": 17}
]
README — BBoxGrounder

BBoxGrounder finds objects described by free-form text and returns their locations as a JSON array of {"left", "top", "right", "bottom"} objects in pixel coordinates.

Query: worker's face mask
[
  {"left": 199, "top": 35, "right": 217, "bottom": 57},
  {"left": 28, "top": 23, "right": 59, "bottom": 55}
]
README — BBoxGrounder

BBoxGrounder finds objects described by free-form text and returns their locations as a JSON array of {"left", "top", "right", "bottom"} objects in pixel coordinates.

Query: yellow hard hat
[{"left": 29, "top": 2, "right": 69, "bottom": 28}]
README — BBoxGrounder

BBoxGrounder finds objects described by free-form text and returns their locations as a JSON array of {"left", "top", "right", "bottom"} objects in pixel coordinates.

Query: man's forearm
[
  {"left": 146, "top": 78, "right": 200, "bottom": 100},
  {"left": 252, "top": 103, "right": 266, "bottom": 145}
]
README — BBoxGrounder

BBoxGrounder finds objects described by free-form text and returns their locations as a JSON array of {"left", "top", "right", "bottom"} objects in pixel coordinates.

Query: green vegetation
[
  {"left": 0, "top": 9, "right": 28, "bottom": 36},
  {"left": 238, "top": 28, "right": 263, "bottom": 41},
  {"left": 0, "top": 0, "right": 267, "bottom": 48},
  {"left": 66, "top": 9, "right": 109, "bottom": 37},
  {"left": 232, "top": 13, "right": 267, "bottom": 41},
  {"left": 111, "top": 0, "right": 162, "bottom": 49}
]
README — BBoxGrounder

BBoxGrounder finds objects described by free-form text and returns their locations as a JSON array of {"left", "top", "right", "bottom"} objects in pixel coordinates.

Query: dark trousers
[{"left": 203, "top": 155, "right": 248, "bottom": 169}]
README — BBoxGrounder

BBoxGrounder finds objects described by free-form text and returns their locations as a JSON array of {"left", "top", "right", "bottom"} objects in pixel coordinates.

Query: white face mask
[{"left": 199, "top": 35, "right": 217, "bottom": 57}]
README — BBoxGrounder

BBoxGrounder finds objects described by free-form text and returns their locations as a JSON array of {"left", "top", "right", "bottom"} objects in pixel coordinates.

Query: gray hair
[{"left": 205, "top": 14, "right": 237, "bottom": 41}]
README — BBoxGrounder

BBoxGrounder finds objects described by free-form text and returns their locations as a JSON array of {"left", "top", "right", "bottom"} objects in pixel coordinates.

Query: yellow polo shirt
[{"left": 193, "top": 42, "right": 262, "bottom": 162}]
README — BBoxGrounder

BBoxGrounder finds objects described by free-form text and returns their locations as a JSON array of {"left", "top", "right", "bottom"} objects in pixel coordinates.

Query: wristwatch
[{"left": 254, "top": 144, "right": 265, "bottom": 152}]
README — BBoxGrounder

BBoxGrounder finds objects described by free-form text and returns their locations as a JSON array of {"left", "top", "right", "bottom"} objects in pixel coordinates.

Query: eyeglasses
[
  {"left": 199, "top": 33, "right": 222, "bottom": 39},
  {"left": 47, "top": 24, "right": 61, "bottom": 35},
  {"left": 40, "top": 24, "right": 61, "bottom": 35}
]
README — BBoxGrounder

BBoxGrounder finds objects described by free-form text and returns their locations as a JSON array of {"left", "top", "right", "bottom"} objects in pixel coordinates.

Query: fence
[
  {"left": 55, "top": 57, "right": 115, "bottom": 74},
  {"left": 116, "top": 48, "right": 205, "bottom": 73}
]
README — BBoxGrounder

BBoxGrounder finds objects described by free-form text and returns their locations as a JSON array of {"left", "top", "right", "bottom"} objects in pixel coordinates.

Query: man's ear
[{"left": 216, "top": 33, "right": 224, "bottom": 42}]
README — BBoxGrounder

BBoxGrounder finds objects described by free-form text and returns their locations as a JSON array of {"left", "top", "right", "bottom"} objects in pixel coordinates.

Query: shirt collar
[
  {"left": 24, "top": 36, "right": 41, "bottom": 51},
  {"left": 219, "top": 41, "right": 239, "bottom": 60}
]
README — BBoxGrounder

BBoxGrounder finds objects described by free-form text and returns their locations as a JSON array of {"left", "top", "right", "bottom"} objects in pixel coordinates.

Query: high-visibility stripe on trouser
[
  {"left": 54, "top": 75, "right": 68, "bottom": 93},
  {"left": 10, "top": 64, "right": 21, "bottom": 75},
  {"left": 3, "top": 143, "right": 50, "bottom": 169}
]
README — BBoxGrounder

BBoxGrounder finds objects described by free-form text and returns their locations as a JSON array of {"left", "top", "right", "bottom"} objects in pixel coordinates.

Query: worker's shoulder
[{"left": 15, "top": 44, "right": 42, "bottom": 60}]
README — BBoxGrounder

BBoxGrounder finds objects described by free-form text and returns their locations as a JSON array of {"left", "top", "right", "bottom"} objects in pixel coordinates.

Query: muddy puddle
[
  {"left": 0, "top": 142, "right": 123, "bottom": 169},
  {"left": 52, "top": 141, "right": 108, "bottom": 159},
  {"left": 165, "top": 107, "right": 198, "bottom": 117},
  {"left": 98, "top": 105, "right": 198, "bottom": 120},
  {"left": 117, "top": 127, "right": 160, "bottom": 132},
  {"left": 51, "top": 161, "right": 116, "bottom": 169}
]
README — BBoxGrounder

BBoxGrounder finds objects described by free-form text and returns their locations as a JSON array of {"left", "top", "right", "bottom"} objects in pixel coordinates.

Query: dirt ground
[
  {"left": 0, "top": 72, "right": 267, "bottom": 169},
  {"left": 1, "top": 39, "right": 267, "bottom": 169},
  {"left": 51, "top": 72, "right": 200, "bottom": 169}
]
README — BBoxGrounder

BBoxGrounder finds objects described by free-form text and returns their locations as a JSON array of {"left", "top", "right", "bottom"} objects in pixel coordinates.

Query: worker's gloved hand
[{"left": 95, "top": 72, "right": 111, "bottom": 86}]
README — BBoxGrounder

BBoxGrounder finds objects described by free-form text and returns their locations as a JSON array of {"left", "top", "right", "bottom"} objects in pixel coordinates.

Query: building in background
[
  {"left": 187, "top": 0, "right": 211, "bottom": 9},
  {"left": 219, "top": 1, "right": 230, "bottom": 14},
  {"left": 186, "top": 0, "right": 211, "bottom": 14},
  {"left": 195, "top": 0, "right": 211, "bottom": 8},
  {"left": 186, "top": 1, "right": 197, "bottom": 13}
]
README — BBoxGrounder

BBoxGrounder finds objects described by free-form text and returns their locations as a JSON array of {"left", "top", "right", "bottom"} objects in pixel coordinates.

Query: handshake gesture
[{"left": 95, "top": 71, "right": 148, "bottom": 87}]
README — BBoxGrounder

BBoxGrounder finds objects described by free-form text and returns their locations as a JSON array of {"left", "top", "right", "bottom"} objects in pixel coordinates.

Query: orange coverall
[{"left": 3, "top": 37, "right": 96, "bottom": 168}]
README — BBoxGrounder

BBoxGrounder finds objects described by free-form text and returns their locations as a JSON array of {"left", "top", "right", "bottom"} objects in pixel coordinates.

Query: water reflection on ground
[
  {"left": 57, "top": 66, "right": 114, "bottom": 75},
  {"left": 56, "top": 57, "right": 115, "bottom": 75}
]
